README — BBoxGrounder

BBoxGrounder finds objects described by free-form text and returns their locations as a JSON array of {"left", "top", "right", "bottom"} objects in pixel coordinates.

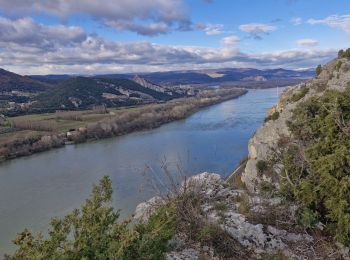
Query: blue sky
[{"left": 0, "top": 0, "right": 349, "bottom": 74}]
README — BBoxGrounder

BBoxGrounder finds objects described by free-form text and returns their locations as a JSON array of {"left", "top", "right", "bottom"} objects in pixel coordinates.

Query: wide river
[{"left": 0, "top": 87, "right": 281, "bottom": 253}]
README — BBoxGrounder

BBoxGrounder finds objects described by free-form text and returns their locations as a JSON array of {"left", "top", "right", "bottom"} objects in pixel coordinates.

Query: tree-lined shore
[{"left": 0, "top": 87, "right": 247, "bottom": 162}]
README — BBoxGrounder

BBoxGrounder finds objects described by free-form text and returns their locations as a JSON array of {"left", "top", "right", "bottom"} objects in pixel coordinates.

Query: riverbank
[{"left": 0, "top": 87, "right": 247, "bottom": 163}]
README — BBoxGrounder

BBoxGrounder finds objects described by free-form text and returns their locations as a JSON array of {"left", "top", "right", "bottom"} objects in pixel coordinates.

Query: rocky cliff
[{"left": 242, "top": 56, "right": 350, "bottom": 193}]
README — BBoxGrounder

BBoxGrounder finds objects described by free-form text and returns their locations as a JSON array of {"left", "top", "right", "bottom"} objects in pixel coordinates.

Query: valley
[
  {"left": 2, "top": 1, "right": 350, "bottom": 258},
  {"left": 0, "top": 65, "right": 311, "bottom": 163}
]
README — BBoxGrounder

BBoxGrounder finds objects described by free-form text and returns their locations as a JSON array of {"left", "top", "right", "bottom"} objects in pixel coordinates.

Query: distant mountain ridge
[
  {"left": 140, "top": 68, "right": 314, "bottom": 86},
  {"left": 0, "top": 68, "right": 53, "bottom": 92},
  {"left": 0, "top": 66, "right": 314, "bottom": 116},
  {"left": 29, "top": 67, "right": 314, "bottom": 87}
]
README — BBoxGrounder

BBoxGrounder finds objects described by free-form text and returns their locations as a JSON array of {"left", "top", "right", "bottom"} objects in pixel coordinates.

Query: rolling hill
[
  {"left": 0, "top": 68, "right": 53, "bottom": 92},
  {"left": 31, "top": 77, "right": 183, "bottom": 112}
]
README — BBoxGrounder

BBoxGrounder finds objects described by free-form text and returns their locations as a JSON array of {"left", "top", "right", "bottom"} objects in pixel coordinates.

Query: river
[{"left": 0, "top": 87, "right": 281, "bottom": 254}]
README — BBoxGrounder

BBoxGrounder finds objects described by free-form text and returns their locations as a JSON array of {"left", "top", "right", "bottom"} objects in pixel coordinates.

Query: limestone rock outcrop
[{"left": 242, "top": 57, "right": 350, "bottom": 193}]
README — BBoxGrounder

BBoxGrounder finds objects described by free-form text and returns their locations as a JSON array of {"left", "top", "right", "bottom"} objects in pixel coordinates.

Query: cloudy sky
[{"left": 0, "top": 0, "right": 349, "bottom": 75}]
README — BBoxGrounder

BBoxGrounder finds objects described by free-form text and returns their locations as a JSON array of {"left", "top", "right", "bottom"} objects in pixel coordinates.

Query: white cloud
[
  {"left": 307, "top": 15, "right": 350, "bottom": 32},
  {"left": 220, "top": 35, "right": 240, "bottom": 46},
  {"left": 239, "top": 23, "right": 276, "bottom": 39},
  {"left": 0, "top": 16, "right": 86, "bottom": 50},
  {"left": 0, "top": 16, "right": 336, "bottom": 74},
  {"left": 196, "top": 23, "right": 225, "bottom": 35},
  {"left": 296, "top": 38, "right": 318, "bottom": 47},
  {"left": 290, "top": 17, "right": 302, "bottom": 25},
  {"left": 0, "top": 37, "right": 336, "bottom": 74},
  {"left": 0, "top": 0, "right": 191, "bottom": 36}
]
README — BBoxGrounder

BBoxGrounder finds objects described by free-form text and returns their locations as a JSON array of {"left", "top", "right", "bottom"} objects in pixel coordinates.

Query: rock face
[
  {"left": 133, "top": 75, "right": 168, "bottom": 93},
  {"left": 161, "top": 173, "right": 346, "bottom": 259},
  {"left": 133, "top": 196, "right": 164, "bottom": 223},
  {"left": 134, "top": 169, "right": 348, "bottom": 258},
  {"left": 242, "top": 57, "right": 350, "bottom": 193}
]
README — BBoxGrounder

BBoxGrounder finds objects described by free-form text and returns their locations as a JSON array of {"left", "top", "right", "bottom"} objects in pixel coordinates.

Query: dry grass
[
  {"left": 237, "top": 192, "right": 250, "bottom": 215},
  {"left": 141, "top": 161, "right": 252, "bottom": 259}
]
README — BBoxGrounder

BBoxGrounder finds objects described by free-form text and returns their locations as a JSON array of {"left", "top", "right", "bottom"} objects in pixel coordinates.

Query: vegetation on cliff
[
  {"left": 281, "top": 84, "right": 350, "bottom": 244},
  {"left": 338, "top": 48, "right": 350, "bottom": 59}
]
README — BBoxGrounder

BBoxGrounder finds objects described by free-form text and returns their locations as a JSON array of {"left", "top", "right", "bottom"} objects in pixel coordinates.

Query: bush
[
  {"left": 259, "top": 181, "right": 276, "bottom": 197},
  {"left": 290, "top": 87, "right": 309, "bottom": 102},
  {"left": 298, "top": 208, "right": 319, "bottom": 229},
  {"left": 282, "top": 85, "right": 350, "bottom": 245},
  {"left": 316, "top": 64, "right": 322, "bottom": 76},
  {"left": 336, "top": 60, "right": 343, "bottom": 71},
  {"left": 256, "top": 160, "right": 268, "bottom": 174},
  {"left": 6, "top": 176, "right": 176, "bottom": 259},
  {"left": 338, "top": 48, "right": 350, "bottom": 59},
  {"left": 264, "top": 112, "right": 280, "bottom": 122},
  {"left": 338, "top": 49, "right": 344, "bottom": 58},
  {"left": 198, "top": 223, "right": 244, "bottom": 258},
  {"left": 237, "top": 193, "right": 250, "bottom": 215},
  {"left": 214, "top": 201, "right": 228, "bottom": 212}
]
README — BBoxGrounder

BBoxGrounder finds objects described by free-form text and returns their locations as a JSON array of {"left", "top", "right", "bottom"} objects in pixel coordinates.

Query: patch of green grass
[{"left": 214, "top": 201, "right": 228, "bottom": 212}]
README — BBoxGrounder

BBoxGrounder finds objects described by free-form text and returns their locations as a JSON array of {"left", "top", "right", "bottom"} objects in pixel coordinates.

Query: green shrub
[
  {"left": 316, "top": 64, "right": 322, "bottom": 76},
  {"left": 264, "top": 112, "right": 280, "bottom": 122},
  {"left": 237, "top": 193, "right": 250, "bottom": 215},
  {"left": 259, "top": 181, "right": 276, "bottom": 197},
  {"left": 282, "top": 84, "right": 350, "bottom": 245},
  {"left": 338, "top": 48, "right": 350, "bottom": 59},
  {"left": 338, "top": 49, "right": 344, "bottom": 58},
  {"left": 132, "top": 205, "right": 177, "bottom": 259},
  {"left": 198, "top": 223, "right": 245, "bottom": 258},
  {"left": 6, "top": 176, "right": 176, "bottom": 259},
  {"left": 214, "top": 201, "right": 228, "bottom": 212},
  {"left": 298, "top": 208, "right": 319, "bottom": 228},
  {"left": 290, "top": 87, "right": 309, "bottom": 102},
  {"left": 336, "top": 60, "right": 343, "bottom": 71},
  {"left": 256, "top": 160, "right": 268, "bottom": 174}
]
